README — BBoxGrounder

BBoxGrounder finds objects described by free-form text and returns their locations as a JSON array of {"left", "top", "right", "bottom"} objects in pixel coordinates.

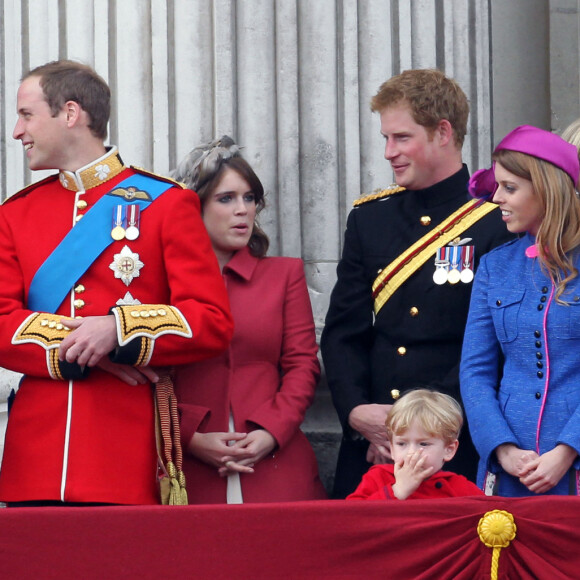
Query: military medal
[
  {"left": 109, "top": 245, "right": 144, "bottom": 286},
  {"left": 111, "top": 205, "right": 126, "bottom": 241},
  {"left": 447, "top": 245, "right": 461, "bottom": 284},
  {"left": 111, "top": 226, "right": 125, "bottom": 241},
  {"left": 460, "top": 245, "right": 474, "bottom": 283},
  {"left": 125, "top": 204, "right": 141, "bottom": 241},
  {"left": 433, "top": 247, "right": 449, "bottom": 285},
  {"left": 447, "top": 267, "right": 461, "bottom": 284}
]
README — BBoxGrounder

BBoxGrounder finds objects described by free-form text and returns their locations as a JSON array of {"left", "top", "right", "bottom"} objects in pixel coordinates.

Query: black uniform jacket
[{"left": 321, "top": 166, "right": 514, "bottom": 497}]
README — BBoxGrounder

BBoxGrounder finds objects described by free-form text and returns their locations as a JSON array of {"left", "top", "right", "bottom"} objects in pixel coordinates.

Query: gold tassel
[
  {"left": 178, "top": 470, "right": 188, "bottom": 505},
  {"left": 166, "top": 461, "right": 180, "bottom": 506},
  {"left": 168, "top": 479, "right": 180, "bottom": 505},
  {"left": 155, "top": 373, "right": 188, "bottom": 505}
]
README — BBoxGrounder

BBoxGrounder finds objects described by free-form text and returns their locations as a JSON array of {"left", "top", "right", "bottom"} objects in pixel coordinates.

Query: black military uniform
[{"left": 321, "top": 165, "right": 514, "bottom": 499}]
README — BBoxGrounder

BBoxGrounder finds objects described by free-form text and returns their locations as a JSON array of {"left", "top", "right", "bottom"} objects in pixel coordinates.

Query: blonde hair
[
  {"left": 562, "top": 118, "right": 580, "bottom": 154},
  {"left": 386, "top": 389, "right": 463, "bottom": 446},
  {"left": 493, "top": 149, "right": 580, "bottom": 302}
]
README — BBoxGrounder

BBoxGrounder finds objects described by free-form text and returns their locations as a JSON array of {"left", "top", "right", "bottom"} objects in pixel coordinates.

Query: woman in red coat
[{"left": 172, "top": 136, "right": 327, "bottom": 503}]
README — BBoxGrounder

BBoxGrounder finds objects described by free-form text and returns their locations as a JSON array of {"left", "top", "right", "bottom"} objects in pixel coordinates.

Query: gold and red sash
[{"left": 372, "top": 198, "right": 497, "bottom": 315}]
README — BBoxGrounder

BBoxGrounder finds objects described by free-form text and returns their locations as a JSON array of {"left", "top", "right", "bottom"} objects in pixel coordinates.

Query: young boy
[{"left": 347, "top": 389, "right": 483, "bottom": 500}]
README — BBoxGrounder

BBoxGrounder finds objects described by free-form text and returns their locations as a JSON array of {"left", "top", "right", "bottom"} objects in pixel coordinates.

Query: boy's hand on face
[{"left": 392, "top": 448, "right": 434, "bottom": 500}]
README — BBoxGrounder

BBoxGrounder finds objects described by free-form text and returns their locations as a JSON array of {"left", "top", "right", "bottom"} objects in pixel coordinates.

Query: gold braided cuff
[
  {"left": 48, "top": 349, "right": 64, "bottom": 380},
  {"left": 135, "top": 337, "right": 153, "bottom": 366},
  {"left": 112, "top": 304, "right": 192, "bottom": 347},
  {"left": 12, "top": 313, "right": 73, "bottom": 349}
]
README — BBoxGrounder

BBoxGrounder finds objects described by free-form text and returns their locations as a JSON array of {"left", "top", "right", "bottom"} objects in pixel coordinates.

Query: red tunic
[
  {"left": 0, "top": 149, "right": 233, "bottom": 504},
  {"left": 175, "top": 247, "right": 327, "bottom": 503},
  {"left": 347, "top": 464, "right": 484, "bottom": 500}
]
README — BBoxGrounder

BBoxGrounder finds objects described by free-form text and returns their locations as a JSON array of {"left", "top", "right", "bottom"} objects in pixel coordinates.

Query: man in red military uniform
[{"left": 0, "top": 60, "right": 233, "bottom": 505}]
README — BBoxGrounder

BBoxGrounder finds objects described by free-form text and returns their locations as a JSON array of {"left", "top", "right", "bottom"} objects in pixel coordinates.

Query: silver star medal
[
  {"left": 109, "top": 245, "right": 144, "bottom": 286},
  {"left": 116, "top": 291, "right": 142, "bottom": 306}
]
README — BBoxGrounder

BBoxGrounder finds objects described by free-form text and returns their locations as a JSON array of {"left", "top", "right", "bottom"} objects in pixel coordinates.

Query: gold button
[
  {"left": 397, "top": 346, "right": 407, "bottom": 356},
  {"left": 420, "top": 216, "right": 431, "bottom": 226},
  {"left": 73, "top": 299, "right": 85, "bottom": 309},
  {"left": 409, "top": 307, "right": 419, "bottom": 317},
  {"left": 74, "top": 284, "right": 85, "bottom": 293},
  {"left": 391, "top": 389, "right": 400, "bottom": 400},
  {"left": 75, "top": 214, "right": 84, "bottom": 222},
  {"left": 76, "top": 200, "right": 88, "bottom": 210}
]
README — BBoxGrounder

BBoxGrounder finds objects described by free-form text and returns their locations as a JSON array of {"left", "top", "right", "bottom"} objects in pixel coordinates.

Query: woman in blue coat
[{"left": 460, "top": 125, "right": 580, "bottom": 496}]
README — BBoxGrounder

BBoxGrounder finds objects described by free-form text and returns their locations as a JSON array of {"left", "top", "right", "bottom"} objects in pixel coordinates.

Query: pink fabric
[
  {"left": 468, "top": 165, "right": 498, "bottom": 199},
  {"left": 536, "top": 280, "right": 555, "bottom": 454},
  {"left": 469, "top": 125, "right": 580, "bottom": 199},
  {"left": 496, "top": 125, "right": 579, "bottom": 186},
  {"left": 525, "top": 244, "right": 539, "bottom": 258}
]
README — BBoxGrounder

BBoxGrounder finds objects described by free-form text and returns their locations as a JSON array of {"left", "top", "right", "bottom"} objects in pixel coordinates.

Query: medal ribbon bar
[{"left": 371, "top": 199, "right": 497, "bottom": 315}]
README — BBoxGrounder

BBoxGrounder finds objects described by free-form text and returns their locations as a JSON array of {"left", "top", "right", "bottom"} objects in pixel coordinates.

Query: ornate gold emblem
[{"left": 477, "top": 510, "right": 517, "bottom": 580}]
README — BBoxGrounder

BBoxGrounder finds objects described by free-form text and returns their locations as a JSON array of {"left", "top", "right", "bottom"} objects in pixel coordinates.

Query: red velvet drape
[{"left": 1, "top": 496, "right": 578, "bottom": 579}]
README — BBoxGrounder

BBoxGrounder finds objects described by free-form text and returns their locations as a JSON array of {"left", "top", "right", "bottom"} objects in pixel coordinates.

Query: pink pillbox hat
[{"left": 468, "top": 125, "right": 580, "bottom": 199}]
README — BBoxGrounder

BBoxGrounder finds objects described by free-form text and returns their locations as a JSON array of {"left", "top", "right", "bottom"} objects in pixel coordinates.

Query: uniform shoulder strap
[{"left": 353, "top": 184, "right": 406, "bottom": 207}]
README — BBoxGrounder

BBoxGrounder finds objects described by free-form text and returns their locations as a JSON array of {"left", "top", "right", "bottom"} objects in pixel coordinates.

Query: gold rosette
[{"left": 477, "top": 510, "right": 517, "bottom": 580}]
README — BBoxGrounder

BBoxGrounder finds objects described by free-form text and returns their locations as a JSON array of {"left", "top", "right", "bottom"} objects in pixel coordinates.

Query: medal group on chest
[
  {"left": 104, "top": 196, "right": 144, "bottom": 303},
  {"left": 111, "top": 203, "right": 141, "bottom": 242},
  {"left": 107, "top": 191, "right": 145, "bottom": 293},
  {"left": 433, "top": 239, "right": 474, "bottom": 286}
]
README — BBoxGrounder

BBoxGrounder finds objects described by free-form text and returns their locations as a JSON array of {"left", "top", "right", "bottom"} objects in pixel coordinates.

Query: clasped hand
[
  {"left": 59, "top": 315, "right": 118, "bottom": 367},
  {"left": 189, "top": 430, "right": 277, "bottom": 476},
  {"left": 497, "top": 443, "right": 577, "bottom": 494},
  {"left": 58, "top": 314, "right": 159, "bottom": 385}
]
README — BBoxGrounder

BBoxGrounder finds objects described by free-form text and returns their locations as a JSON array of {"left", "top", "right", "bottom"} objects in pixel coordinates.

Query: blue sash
[{"left": 27, "top": 174, "right": 173, "bottom": 313}]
